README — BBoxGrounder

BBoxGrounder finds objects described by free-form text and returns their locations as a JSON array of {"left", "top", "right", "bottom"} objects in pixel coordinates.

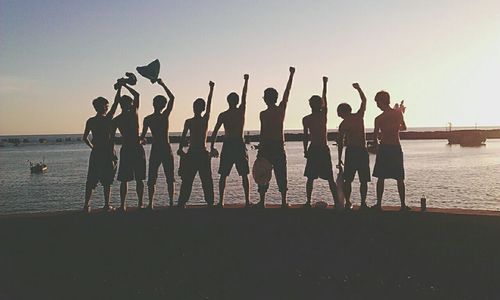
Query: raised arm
[
  {"left": 177, "top": 120, "right": 189, "bottom": 156},
  {"left": 279, "top": 66, "right": 295, "bottom": 108},
  {"left": 322, "top": 76, "right": 328, "bottom": 114},
  {"left": 122, "top": 84, "right": 140, "bottom": 109},
  {"left": 204, "top": 81, "right": 215, "bottom": 119},
  {"left": 157, "top": 78, "right": 175, "bottom": 116},
  {"left": 240, "top": 74, "right": 249, "bottom": 111},
  {"left": 106, "top": 87, "right": 121, "bottom": 119},
  {"left": 83, "top": 120, "right": 93, "bottom": 149},
  {"left": 353, "top": 83, "right": 367, "bottom": 115},
  {"left": 210, "top": 115, "right": 223, "bottom": 151}
]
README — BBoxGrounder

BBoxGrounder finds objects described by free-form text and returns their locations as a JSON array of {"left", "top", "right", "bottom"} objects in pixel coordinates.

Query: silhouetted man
[
  {"left": 112, "top": 83, "right": 146, "bottom": 211},
  {"left": 255, "top": 67, "right": 295, "bottom": 208},
  {"left": 372, "top": 90, "right": 409, "bottom": 211},
  {"left": 140, "top": 78, "right": 175, "bottom": 209},
  {"left": 210, "top": 74, "right": 250, "bottom": 207},
  {"left": 177, "top": 81, "right": 215, "bottom": 207},
  {"left": 82, "top": 87, "right": 120, "bottom": 213},
  {"left": 337, "top": 83, "right": 370, "bottom": 210},
  {"left": 302, "top": 76, "right": 338, "bottom": 207}
]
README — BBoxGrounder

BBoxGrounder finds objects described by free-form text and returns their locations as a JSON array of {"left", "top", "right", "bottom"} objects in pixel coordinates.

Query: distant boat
[
  {"left": 447, "top": 130, "right": 486, "bottom": 147},
  {"left": 29, "top": 160, "right": 48, "bottom": 174}
]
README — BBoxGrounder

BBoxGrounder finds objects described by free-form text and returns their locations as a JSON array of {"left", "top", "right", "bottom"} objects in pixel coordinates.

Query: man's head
[
  {"left": 120, "top": 95, "right": 134, "bottom": 111},
  {"left": 193, "top": 98, "right": 206, "bottom": 115},
  {"left": 92, "top": 97, "right": 109, "bottom": 114},
  {"left": 309, "top": 95, "right": 323, "bottom": 112},
  {"left": 375, "top": 91, "right": 391, "bottom": 111},
  {"left": 227, "top": 92, "right": 239, "bottom": 108},
  {"left": 153, "top": 95, "right": 167, "bottom": 111},
  {"left": 337, "top": 103, "right": 352, "bottom": 119},
  {"left": 263, "top": 88, "right": 278, "bottom": 106}
]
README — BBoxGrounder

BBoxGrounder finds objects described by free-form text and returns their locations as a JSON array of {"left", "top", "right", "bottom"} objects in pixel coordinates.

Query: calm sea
[{"left": 1, "top": 136, "right": 499, "bottom": 214}]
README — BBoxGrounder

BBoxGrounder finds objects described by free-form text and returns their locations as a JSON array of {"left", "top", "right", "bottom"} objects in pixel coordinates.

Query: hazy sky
[{"left": 1, "top": 0, "right": 499, "bottom": 135}]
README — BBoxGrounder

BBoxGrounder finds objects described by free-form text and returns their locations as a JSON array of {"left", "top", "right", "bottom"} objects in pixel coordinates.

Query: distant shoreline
[{"left": 1, "top": 129, "right": 500, "bottom": 145}]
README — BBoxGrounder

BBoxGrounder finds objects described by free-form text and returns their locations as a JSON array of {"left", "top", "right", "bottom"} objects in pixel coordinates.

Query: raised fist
[
  {"left": 244, "top": 74, "right": 249, "bottom": 80},
  {"left": 352, "top": 83, "right": 360, "bottom": 89},
  {"left": 323, "top": 76, "right": 328, "bottom": 83},
  {"left": 289, "top": 66, "right": 295, "bottom": 74},
  {"left": 209, "top": 81, "right": 215, "bottom": 88}
]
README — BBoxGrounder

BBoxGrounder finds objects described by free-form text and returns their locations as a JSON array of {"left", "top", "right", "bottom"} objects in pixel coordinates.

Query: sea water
[{"left": 0, "top": 139, "right": 499, "bottom": 214}]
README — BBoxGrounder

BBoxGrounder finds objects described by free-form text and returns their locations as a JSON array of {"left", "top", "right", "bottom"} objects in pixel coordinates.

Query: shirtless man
[
  {"left": 255, "top": 67, "right": 295, "bottom": 208},
  {"left": 177, "top": 81, "right": 215, "bottom": 207},
  {"left": 337, "top": 83, "right": 370, "bottom": 210},
  {"left": 82, "top": 86, "right": 120, "bottom": 212},
  {"left": 372, "top": 90, "right": 409, "bottom": 211},
  {"left": 302, "top": 76, "right": 338, "bottom": 207},
  {"left": 140, "top": 78, "right": 175, "bottom": 209},
  {"left": 112, "top": 83, "right": 146, "bottom": 211},
  {"left": 210, "top": 74, "right": 250, "bottom": 207}
]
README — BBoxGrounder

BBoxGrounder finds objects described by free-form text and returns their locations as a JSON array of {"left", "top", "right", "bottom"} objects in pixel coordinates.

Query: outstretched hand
[
  {"left": 352, "top": 83, "right": 360, "bottom": 90},
  {"left": 156, "top": 78, "right": 164, "bottom": 85}
]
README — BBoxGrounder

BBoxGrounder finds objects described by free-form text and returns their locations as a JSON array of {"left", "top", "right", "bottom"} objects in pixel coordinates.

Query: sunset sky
[{"left": 1, "top": 0, "right": 499, "bottom": 135}]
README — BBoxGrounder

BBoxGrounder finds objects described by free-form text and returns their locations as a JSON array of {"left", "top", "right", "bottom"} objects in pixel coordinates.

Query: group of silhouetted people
[{"left": 83, "top": 66, "right": 409, "bottom": 213}]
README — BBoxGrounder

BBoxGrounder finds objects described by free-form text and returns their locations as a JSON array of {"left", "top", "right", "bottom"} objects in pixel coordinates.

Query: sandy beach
[{"left": 1, "top": 206, "right": 500, "bottom": 299}]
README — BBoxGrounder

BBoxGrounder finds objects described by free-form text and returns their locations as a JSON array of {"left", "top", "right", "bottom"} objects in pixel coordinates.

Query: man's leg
[
  {"left": 274, "top": 158, "right": 288, "bottom": 208},
  {"left": 120, "top": 181, "right": 128, "bottom": 210},
  {"left": 360, "top": 181, "right": 368, "bottom": 208},
  {"left": 343, "top": 180, "right": 353, "bottom": 209},
  {"left": 147, "top": 184, "right": 155, "bottom": 208},
  {"left": 200, "top": 158, "right": 214, "bottom": 206},
  {"left": 257, "top": 184, "right": 268, "bottom": 207},
  {"left": 305, "top": 178, "right": 314, "bottom": 206},
  {"left": 375, "top": 178, "right": 384, "bottom": 207},
  {"left": 103, "top": 184, "right": 112, "bottom": 209},
  {"left": 177, "top": 173, "right": 195, "bottom": 207},
  {"left": 242, "top": 175, "right": 250, "bottom": 206},
  {"left": 327, "top": 178, "right": 339, "bottom": 207},
  {"left": 397, "top": 179, "right": 407, "bottom": 209},
  {"left": 84, "top": 183, "right": 93, "bottom": 212},
  {"left": 167, "top": 181, "right": 174, "bottom": 207},
  {"left": 137, "top": 180, "right": 144, "bottom": 208},
  {"left": 218, "top": 175, "right": 227, "bottom": 206}
]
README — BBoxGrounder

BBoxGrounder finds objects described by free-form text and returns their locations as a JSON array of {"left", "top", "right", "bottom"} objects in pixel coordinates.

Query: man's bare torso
[
  {"left": 303, "top": 112, "right": 327, "bottom": 146},
  {"left": 145, "top": 113, "right": 169, "bottom": 146},
  {"left": 115, "top": 111, "right": 140, "bottom": 145},
  {"left": 187, "top": 116, "right": 209, "bottom": 149},
  {"left": 220, "top": 108, "right": 245, "bottom": 140},
  {"left": 376, "top": 109, "right": 403, "bottom": 145},
  {"left": 340, "top": 112, "right": 366, "bottom": 147},
  {"left": 260, "top": 104, "right": 286, "bottom": 142}
]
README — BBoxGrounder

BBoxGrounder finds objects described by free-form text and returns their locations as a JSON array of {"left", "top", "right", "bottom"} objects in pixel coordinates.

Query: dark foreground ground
[{"left": 1, "top": 206, "right": 500, "bottom": 300}]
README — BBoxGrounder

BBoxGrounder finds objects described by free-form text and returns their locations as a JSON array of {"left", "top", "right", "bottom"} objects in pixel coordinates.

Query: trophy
[
  {"left": 114, "top": 72, "right": 137, "bottom": 90},
  {"left": 137, "top": 59, "right": 161, "bottom": 83}
]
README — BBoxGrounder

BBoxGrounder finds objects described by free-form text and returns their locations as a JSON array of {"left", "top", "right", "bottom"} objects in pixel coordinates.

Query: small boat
[{"left": 29, "top": 160, "right": 48, "bottom": 174}]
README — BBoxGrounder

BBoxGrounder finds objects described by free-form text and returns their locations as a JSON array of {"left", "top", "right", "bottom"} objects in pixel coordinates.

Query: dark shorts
[
  {"left": 304, "top": 145, "right": 334, "bottom": 180},
  {"left": 373, "top": 144, "right": 405, "bottom": 180},
  {"left": 86, "top": 147, "right": 117, "bottom": 188},
  {"left": 148, "top": 144, "right": 175, "bottom": 185},
  {"left": 344, "top": 146, "right": 371, "bottom": 182},
  {"left": 178, "top": 148, "right": 214, "bottom": 204},
  {"left": 219, "top": 139, "right": 249, "bottom": 176},
  {"left": 256, "top": 141, "right": 287, "bottom": 193},
  {"left": 117, "top": 143, "right": 146, "bottom": 182}
]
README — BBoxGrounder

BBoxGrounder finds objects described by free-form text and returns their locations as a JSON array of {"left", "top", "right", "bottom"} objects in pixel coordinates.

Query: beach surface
[{"left": 1, "top": 205, "right": 500, "bottom": 299}]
